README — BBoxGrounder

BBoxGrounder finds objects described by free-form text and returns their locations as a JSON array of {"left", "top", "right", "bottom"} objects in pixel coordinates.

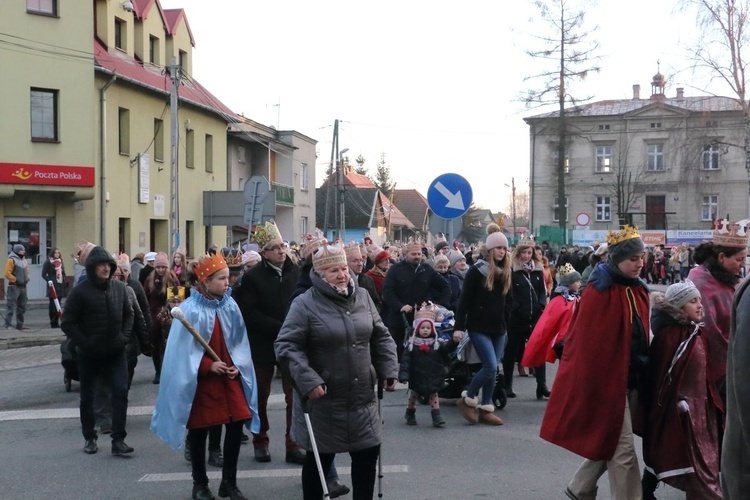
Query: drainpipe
[{"left": 99, "top": 74, "right": 117, "bottom": 247}]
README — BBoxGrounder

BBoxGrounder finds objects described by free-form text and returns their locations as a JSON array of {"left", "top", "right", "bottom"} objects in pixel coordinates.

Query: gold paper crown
[
  {"left": 167, "top": 285, "right": 186, "bottom": 301},
  {"left": 414, "top": 301, "right": 437, "bottom": 323},
  {"left": 344, "top": 240, "right": 363, "bottom": 259},
  {"left": 606, "top": 225, "right": 641, "bottom": 246},
  {"left": 403, "top": 237, "right": 423, "bottom": 253},
  {"left": 312, "top": 244, "right": 348, "bottom": 271},
  {"left": 517, "top": 235, "right": 535, "bottom": 248},
  {"left": 251, "top": 220, "right": 282, "bottom": 249},
  {"left": 193, "top": 253, "right": 228, "bottom": 281},
  {"left": 557, "top": 263, "right": 577, "bottom": 278},
  {"left": 713, "top": 218, "right": 750, "bottom": 248},
  {"left": 221, "top": 247, "right": 243, "bottom": 268}
]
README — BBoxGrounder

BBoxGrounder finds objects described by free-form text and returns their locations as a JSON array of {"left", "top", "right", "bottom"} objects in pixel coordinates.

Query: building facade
[{"left": 524, "top": 73, "right": 749, "bottom": 238}]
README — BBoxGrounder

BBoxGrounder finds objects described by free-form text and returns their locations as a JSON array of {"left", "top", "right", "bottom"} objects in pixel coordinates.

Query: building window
[
  {"left": 702, "top": 143, "right": 720, "bottom": 170},
  {"left": 598, "top": 124, "right": 610, "bottom": 131},
  {"left": 552, "top": 151, "right": 570, "bottom": 173},
  {"left": 647, "top": 143, "right": 664, "bottom": 171},
  {"left": 179, "top": 49, "right": 188, "bottom": 72},
  {"left": 650, "top": 122, "right": 662, "bottom": 128},
  {"left": 300, "top": 163, "right": 309, "bottom": 190},
  {"left": 237, "top": 146, "right": 245, "bottom": 164},
  {"left": 154, "top": 119, "right": 164, "bottom": 162},
  {"left": 702, "top": 195, "right": 718, "bottom": 221},
  {"left": 553, "top": 196, "right": 569, "bottom": 222},
  {"left": 300, "top": 216, "right": 308, "bottom": 236},
  {"left": 185, "top": 129, "right": 194, "bottom": 168},
  {"left": 30, "top": 88, "right": 58, "bottom": 141},
  {"left": 27, "top": 0, "right": 56, "bottom": 15},
  {"left": 205, "top": 134, "right": 213, "bottom": 172},
  {"left": 114, "top": 18, "right": 125, "bottom": 51},
  {"left": 595, "top": 145, "right": 612, "bottom": 173},
  {"left": 118, "top": 108, "right": 129, "bottom": 155},
  {"left": 706, "top": 120, "right": 718, "bottom": 128},
  {"left": 149, "top": 36, "right": 159, "bottom": 65},
  {"left": 596, "top": 196, "right": 611, "bottom": 222}
]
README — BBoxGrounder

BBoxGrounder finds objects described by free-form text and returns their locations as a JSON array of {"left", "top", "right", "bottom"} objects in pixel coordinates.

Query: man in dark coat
[
  {"left": 237, "top": 225, "right": 303, "bottom": 464},
  {"left": 345, "top": 243, "right": 382, "bottom": 313},
  {"left": 61, "top": 246, "right": 134, "bottom": 456},
  {"left": 383, "top": 241, "right": 451, "bottom": 360}
]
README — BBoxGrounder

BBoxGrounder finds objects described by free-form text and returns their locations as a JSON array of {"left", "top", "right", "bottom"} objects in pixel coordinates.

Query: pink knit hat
[{"left": 485, "top": 223, "right": 508, "bottom": 250}]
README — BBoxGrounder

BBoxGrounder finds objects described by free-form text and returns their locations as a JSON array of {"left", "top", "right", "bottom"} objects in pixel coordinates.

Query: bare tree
[
  {"left": 523, "top": 0, "right": 601, "bottom": 229},
  {"left": 504, "top": 191, "right": 531, "bottom": 227},
  {"left": 685, "top": 0, "right": 750, "bottom": 188}
]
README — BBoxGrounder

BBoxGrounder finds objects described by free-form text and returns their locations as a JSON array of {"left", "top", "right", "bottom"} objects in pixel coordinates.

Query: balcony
[{"left": 271, "top": 182, "right": 294, "bottom": 206}]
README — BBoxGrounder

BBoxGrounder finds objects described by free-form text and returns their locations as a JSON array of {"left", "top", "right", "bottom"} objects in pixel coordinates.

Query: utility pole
[
  {"left": 338, "top": 145, "right": 349, "bottom": 242},
  {"left": 168, "top": 57, "right": 180, "bottom": 255}
]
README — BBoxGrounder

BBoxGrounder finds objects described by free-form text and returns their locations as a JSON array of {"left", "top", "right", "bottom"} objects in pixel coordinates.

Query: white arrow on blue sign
[{"left": 427, "top": 173, "right": 473, "bottom": 219}]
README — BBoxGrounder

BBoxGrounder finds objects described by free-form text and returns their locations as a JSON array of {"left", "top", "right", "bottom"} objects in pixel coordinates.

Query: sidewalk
[{"left": 0, "top": 299, "right": 64, "bottom": 350}]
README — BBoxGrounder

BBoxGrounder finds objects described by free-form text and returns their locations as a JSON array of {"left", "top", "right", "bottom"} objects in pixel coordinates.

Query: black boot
[
  {"left": 536, "top": 384, "right": 551, "bottom": 400},
  {"left": 505, "top": 381, "right": 517, "bottom": 398},
  {"left": 642, "top": 468, "right": 658, "bottom": 500},
  {"left": 404, "top": 408, "right": 417, "bottom": 425},
  {"left": 207, "top": 448, "right": 224, "bottom": 467},
  {"left": 192, "top": 482, "right": 215, "bottom": 500},
  {"left": 218, "top": 475, "right": 247, "bottom": 500}
]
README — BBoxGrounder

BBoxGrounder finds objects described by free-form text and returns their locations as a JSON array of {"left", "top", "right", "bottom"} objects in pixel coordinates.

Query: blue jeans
[{"left": 466, "top": 331, "right": 507, "bottom": 405}]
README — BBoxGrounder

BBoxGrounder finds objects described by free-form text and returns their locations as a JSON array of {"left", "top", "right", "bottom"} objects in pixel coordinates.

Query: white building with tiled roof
[{"left": 524, "top": 72, "right": 750, "bottom": 235}]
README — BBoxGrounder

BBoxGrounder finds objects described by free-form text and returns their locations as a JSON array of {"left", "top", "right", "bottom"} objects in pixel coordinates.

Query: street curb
[{"left": 0, "top": 335, "right": 64, "bottom": 351}]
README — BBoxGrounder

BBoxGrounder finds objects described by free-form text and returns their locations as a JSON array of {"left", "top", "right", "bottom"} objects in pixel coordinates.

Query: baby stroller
[
  {"left": 60, "top": 338, "right": 78, "bottom": 392},
  {"left": 438, "top": 334, "right": 507, "bottom": 410}
]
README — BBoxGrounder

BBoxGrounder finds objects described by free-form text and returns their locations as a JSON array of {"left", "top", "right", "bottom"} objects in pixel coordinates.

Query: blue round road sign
[{"left": 427, "top": 173, "right": 473, "bottom": 219}]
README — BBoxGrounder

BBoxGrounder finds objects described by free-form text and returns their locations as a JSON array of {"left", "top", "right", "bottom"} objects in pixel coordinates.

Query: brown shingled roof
[{"left": 392, "top": 189, "right": 429, "bottom": 231}]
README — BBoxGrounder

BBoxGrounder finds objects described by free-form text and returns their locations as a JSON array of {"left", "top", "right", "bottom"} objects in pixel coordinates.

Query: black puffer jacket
[
  {"left": 61, "top": 247, "right": 134, "bottom": 359},
  {"left": 398, "top": 341, "right": 449, "bottom": 396},
  {"left": 508, "top": 261, "right": 547, "bottom": 334}
]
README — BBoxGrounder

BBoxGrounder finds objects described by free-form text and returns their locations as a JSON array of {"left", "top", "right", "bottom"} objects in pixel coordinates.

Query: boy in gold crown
[
  {"left": 152, "top": 253, "right": 259, "bottom": 500},
  {"left": 541, "top": 225, "right": 649, "bottom": 500}
]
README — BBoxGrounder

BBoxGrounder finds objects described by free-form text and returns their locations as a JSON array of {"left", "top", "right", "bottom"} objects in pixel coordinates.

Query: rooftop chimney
[
  {"left": 633, "top": 84, "right": 641, "bottom": 100},
  {"left": 676, "top": 87, "right": 684, "bottom": 100}
]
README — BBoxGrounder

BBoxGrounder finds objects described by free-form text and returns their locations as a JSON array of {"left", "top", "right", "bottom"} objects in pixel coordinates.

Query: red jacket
[
  {"left": 540, "top": 269, "right": 649, "bottom": 461},
  {"left": 187, "top": 317, "right": 252, "bottom": 429}
]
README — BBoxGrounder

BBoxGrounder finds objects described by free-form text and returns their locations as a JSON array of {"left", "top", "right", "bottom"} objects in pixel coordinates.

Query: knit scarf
[{"left": 51, "top": 258, "right": 63, "bottom": 284}]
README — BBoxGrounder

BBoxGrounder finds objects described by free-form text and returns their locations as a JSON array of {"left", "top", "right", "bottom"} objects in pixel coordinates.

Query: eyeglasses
[{"left": 266, "top": 245, "right": 284, "bottom": 252}]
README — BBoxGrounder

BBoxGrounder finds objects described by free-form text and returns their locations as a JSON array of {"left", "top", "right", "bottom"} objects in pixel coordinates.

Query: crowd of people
[{"left": 13, "top": 215, "right": 745, "bottom": 499}]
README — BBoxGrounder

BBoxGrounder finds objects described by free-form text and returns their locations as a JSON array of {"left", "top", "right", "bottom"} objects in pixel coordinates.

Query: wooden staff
[{"left": 170, "top": 307, "right": 220, "bottom": 362}]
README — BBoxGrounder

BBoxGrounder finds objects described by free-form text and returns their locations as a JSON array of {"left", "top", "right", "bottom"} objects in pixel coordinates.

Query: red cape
[
  {"left": 540, "top": 279, "right": 649, "bottom": 461},
  {"left": 522, "top": 295, "right": 577, "bottom": 367}
]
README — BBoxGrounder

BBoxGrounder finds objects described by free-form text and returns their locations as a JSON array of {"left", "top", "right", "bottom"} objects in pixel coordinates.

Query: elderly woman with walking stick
[{"left": 276, "top": 244, "right": 398, "bottom": 500}]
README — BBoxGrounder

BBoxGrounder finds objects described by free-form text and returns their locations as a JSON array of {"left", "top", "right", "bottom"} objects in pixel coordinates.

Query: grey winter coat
[
  {"left": 722, "top": 276, "right": 750, "bottom": 498},
  {"left": 275, "top": 270, "right": 398, "bottom": 454}
]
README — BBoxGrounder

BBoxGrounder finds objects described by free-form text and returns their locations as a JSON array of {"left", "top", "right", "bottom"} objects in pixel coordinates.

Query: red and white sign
[
  {"left": 0, "top": 162, "right": 95, "bottom": 187},
  {"left": 575, "top": 212, "right": 590, "bottom": 226},
  {"left": 641, "top": 231, "right": 666, "bottom": 246}
]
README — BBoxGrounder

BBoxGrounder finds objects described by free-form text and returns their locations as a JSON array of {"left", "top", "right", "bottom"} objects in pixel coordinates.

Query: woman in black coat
[
  {"left": 505, "top": 239, "right": 548, "bottom": 399},
  {"left": 41, "top": 247, "right": 66, "bottom": 327}
]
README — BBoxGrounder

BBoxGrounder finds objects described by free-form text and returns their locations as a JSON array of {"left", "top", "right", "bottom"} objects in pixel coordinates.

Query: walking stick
[
  {"left": 47, "top": 281, "right": 62, "bottom": 319},
  {"left": 303, "top": 397, "right": 330, "bottom": 499},
  {"left": 170, "top": 307, "right": 220, "bottom": 362},
  {"left": 377, "top": 382, "right": 384, "bottom": 498}
]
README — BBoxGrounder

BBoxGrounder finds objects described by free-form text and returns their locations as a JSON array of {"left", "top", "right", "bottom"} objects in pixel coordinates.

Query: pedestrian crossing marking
[{"left": 139, "top": 465, "right": 409, "bottom": 482}]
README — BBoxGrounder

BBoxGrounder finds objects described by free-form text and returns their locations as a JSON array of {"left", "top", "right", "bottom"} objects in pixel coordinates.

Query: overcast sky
[{"left": 160, "top": 0, "right": 710, "bottom": 214}]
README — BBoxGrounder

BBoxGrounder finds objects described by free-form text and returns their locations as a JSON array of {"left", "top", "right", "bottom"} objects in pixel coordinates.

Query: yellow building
[
  {"left": 0, "top": 1, "right": 97, "bottom": 299},
  {"left": 0, "top": 0, "right": 233, "bottom": 298}
]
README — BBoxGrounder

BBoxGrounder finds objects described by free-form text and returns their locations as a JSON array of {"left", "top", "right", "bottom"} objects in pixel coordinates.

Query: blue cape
[{"left": 150, "top": 288, "right": 260, "bottom": 450}]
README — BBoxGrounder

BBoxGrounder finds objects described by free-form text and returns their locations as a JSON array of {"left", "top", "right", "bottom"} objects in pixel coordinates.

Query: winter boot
[
  {"left": 192, "top": 482, "right": 215, "bottom": 500},
  {"left": 477, "top": 404, "right": 503, "bottom": 426},
  {"left": 218, "top": 473, "right": 248, "bottom": 500},
  {"left": 505, "top": 380, "right": 517, "bottom": 398},
  {"left": 404, "top": 408, "right": 417, "bottom": 425},
  {"left": 207, "top": 448, "right": 224, "bottom": 467},
  {"left": 431, "top": 409, "right": 446, "bottom": 428},
  {"left": 456, "top": 390, "right": 479, "bottom": 424},
  {"left": 641, "top": 468, "right": 658, "bottom": 500},
  {"left": 536, "top": 384, "right": 551, "bottom": 400}
]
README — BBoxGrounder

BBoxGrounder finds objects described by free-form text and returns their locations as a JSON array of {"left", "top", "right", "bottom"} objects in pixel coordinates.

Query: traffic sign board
[{"left": 427, "top": 173, "right": 473, "bottom": 219}]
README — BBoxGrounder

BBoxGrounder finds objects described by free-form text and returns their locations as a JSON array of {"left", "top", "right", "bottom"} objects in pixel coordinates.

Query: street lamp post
[
  {"left": 504, "top": 177, "right": 517, "bottom": 244},
  {"left": 337, "top": 147, "right": 349, "bottom": 241}
]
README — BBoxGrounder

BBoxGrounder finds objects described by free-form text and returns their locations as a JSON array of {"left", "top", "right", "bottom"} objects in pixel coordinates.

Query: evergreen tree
[{"left": 374, "top": 152, "right": 394, "bottom": 196}]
